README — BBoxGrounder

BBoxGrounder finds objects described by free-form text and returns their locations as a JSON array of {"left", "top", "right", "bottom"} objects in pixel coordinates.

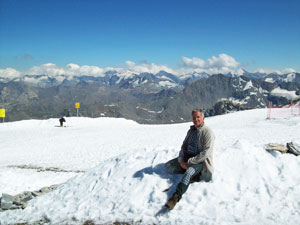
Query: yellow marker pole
[
  {"left": 0, "top": 109, "right": 5, "bottom": 123},
  {"left": 75, "top": 102, "right": 80, "bottom": 117}
]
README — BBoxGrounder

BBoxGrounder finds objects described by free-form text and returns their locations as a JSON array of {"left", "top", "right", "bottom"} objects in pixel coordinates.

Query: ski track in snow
[{"left": 0, "top": 109, "right": 300, "bottom": 225}]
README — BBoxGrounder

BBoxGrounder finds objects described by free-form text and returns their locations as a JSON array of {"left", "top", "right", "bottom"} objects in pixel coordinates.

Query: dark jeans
[{"left": 164, "top": 158, "right": 212, "bottom": 199}]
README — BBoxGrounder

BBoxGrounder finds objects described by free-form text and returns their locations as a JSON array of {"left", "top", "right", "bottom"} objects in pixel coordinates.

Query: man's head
[{"left": 192, "top": 109, "right": 204, "bottom": 128}]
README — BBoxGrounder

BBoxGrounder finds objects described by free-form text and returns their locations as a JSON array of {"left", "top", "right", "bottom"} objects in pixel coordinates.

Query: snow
[
  {"left": 55, "top": 75, "right": 66, "bottom": 83},
  {"left": 1, "top": 109, "right": 300, "bottom": 225},
  {"left": 265, "top": 78, "right": 275, "bottom": 83},
  {"left": 158, "top": 80, "right": 177, "bottom": 88},
  {"left": 23, "top": 76, "right": 42, "bottom": 84},
  {"left": 219, "top": 97, "right": 248, "bottom": 105},
  {"left": 116, "top": 71, "right": 136, "bottom": 79},
  {"left": 158, "top": 75, "right": 173, "bottom": 81},
  {"left": 136, "top": 106, "right": 163, "bottom": 114},
  {"left": 242, "top": 80, "right": 254, "bottom": 91},
  {"left": 104, "top": 104, "right": 116, "bottom": 107},
  {"left": 284, "top": 73, "right": 296, "bottom": 83},
  {"left": 270, "top": 87, "right": 299, "bottom": 100}
]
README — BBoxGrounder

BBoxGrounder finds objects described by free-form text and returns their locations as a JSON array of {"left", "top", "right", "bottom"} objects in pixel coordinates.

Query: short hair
[{"left": 192, "top": 109, "right": 204, "bottom": 116}]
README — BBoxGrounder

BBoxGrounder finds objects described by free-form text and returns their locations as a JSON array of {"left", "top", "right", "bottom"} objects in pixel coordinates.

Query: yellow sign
[
  {"left": 0, "top": 109, "right": 5, "bottom": 118},
  {"left": 75, "top": 102, "right": 80, "bottom": 109}
]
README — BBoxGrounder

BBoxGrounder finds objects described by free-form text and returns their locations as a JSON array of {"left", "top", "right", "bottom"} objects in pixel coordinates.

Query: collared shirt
[{"left": 186, "top": 128, "right": 199, "bottom": 157}]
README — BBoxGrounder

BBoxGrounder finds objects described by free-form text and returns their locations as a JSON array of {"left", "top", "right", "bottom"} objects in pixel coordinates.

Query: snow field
[{"left": 0, "top": 109, "right": 300, "bottom": 225}]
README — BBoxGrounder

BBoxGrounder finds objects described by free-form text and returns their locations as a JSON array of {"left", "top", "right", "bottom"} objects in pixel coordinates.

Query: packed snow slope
[{"left": 0, "top": 109, "right": 300, "bottom": 225}]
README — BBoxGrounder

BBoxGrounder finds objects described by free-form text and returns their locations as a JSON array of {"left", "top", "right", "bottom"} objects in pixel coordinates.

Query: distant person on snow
[
  {"left": 59, "top": 117, "right": 66, "bottom": 127},
  {"left": 164, "top": 109, "right": 215, "bottom": 210}
]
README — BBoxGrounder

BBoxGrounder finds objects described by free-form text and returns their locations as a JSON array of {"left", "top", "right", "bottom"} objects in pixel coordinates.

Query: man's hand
[{"left": 180, "top": 160, "right": 189, "bottom": 170}]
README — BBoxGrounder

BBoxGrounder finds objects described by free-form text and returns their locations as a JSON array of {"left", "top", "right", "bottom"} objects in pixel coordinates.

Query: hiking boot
[{"left": 165, "top": 194, "right": 179, "bottom": 210}]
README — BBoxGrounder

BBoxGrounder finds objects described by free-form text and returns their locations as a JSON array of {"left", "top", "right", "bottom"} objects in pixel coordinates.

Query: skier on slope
[
  {"left": 59, "top": 117, "right": 66, "bottom": 127},
  {"left": 164, "top": 109, "right": 215, "bottom": 210}
]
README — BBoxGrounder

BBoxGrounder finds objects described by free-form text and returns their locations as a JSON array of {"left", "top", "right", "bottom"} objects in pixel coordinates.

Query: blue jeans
[{"left": 164, "top": 158, "right": 212, "bottom": 199}]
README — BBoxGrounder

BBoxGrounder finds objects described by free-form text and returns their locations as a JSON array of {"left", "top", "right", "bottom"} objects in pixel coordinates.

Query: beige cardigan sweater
[{"left": 178, "top": 124, "right": 215, "bottom": 174}]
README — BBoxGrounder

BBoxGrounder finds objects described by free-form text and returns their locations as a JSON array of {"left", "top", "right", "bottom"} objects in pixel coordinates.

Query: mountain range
[{"left": 0, "top": 70, "right": 299, "bottom": 123}]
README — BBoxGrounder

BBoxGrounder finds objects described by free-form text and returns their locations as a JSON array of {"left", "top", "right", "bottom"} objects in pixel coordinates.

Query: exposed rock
[
  {"left": 2, "top": 193, "right": 14, "bottom": 202},
  {"left": 7, "top": 165, "right": 85, "bottom": 173},
  {"left": 40, "top": 187, "right": 50, "bottom": 193},
  {"left": 0, "top": 184, "right": 60, "bottom": 211},
  {"left": 286, "top": 142, "right": 300, "bottom": 156},
  {"left": 1, "top": 202, "right": 15, "bottom": 210},
  {"left": 265, "top": 143, "right": 288, "bottom": 153}
]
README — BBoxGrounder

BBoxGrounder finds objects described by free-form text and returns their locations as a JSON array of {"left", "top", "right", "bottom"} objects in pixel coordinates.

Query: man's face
[{"left": 192, "top": 111, "right": 204, "bottom": 128}]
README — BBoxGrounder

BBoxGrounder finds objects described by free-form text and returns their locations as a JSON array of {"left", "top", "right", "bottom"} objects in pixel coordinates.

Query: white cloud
[
  {"left": 282, "top": 68, "right": 296, "bottom": 74},
  {"left": 78, "top": 65, "right": 104, "bottom": 76},
  {"left": 20, "top": 61, "right": 177, "bottom": 78},
  {"left": 181, "top": 53, "right": 241, "bottom": 75},
  {"left": 0, "top": 55, "right": 298, "bottom": 80},
  {"left": 67, "top": 63, "right": 80, "bottom": 70},
  {"left": 26, "top": 63, "right": 107, "bottom": 78},
  {"left": 0, "top": 68, "right": 21, "bottom": 78},
  {"left": 254, "top": 68, "right": 297, "bottom": 75},
  {"left": 124, "top": 61, "right": 177, "bottom": 75},
  {"left": 125, "top": 61, "right": 136, "bottom": 68},
  {"left": 208, "top": 54, "right": 239, "bottom": 68},
  {"left": 27, "top": 64, "right": 66, "bottom": 76},
  {"left": 182, "top": 56, "right": 206, "bottom": 68},
  {"left": 255, "top": 68, "right": 280, "bottom": 74}
]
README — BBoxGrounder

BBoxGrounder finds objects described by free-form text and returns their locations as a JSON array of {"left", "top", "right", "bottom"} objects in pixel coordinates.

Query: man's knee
[{"left": 164, "top": 158, "right": 184, "bottom": 174}]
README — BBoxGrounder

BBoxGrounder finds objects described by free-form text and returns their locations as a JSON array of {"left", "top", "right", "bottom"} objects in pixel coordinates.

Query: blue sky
[{"left": 0, "top": 0, "right": 299, "bottom": 75}]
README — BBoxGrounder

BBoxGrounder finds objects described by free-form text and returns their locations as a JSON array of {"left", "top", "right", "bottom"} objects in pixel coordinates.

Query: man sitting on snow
[{"left": 164, "top": 109, "right": 215, "bottom": 210}]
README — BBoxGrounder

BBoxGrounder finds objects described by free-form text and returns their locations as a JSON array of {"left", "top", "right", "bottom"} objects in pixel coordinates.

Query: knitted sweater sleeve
[{"left": 178, "top": 129, "right": 191, "bottom": 163}]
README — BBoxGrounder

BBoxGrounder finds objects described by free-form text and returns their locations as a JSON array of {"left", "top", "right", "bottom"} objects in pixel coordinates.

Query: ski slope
[{"left": 0, "top": 109, "right": 300, "bottom": 225}]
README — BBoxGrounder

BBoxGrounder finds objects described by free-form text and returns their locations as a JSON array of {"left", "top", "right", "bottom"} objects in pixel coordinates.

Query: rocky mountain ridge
[{"left": 0, "top": 72, "right": 299, "bottom": 123}]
